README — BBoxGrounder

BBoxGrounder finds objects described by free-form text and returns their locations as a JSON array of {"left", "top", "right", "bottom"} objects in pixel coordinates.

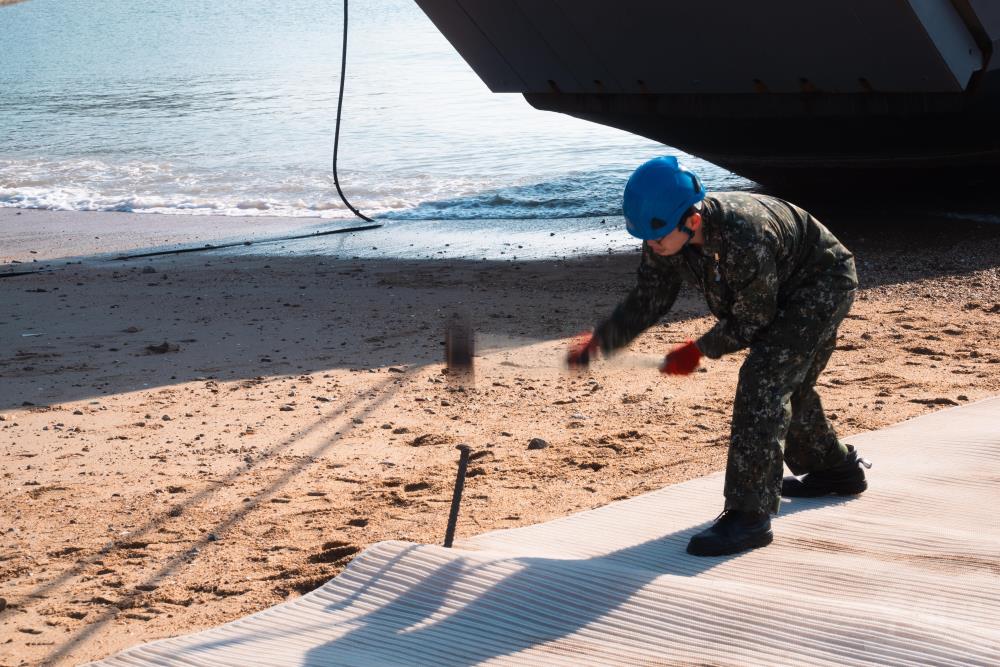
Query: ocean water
[{"left": 0, "top": 0, "right": 752, "bottom": 248}]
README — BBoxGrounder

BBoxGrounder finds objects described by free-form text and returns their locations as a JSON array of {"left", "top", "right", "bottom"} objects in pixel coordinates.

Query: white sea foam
[
  {"left": 940, "top": 211, "right": 1000, "bottom": 225},
  {"left": 2, "top": 157, "right": 712, "bottom": 221}
]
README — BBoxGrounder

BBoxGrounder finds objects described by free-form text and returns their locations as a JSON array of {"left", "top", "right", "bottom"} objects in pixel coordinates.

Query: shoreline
[
  {"left": 1, "top": 207, "right": 998, "bottom": 665},
  {"left": 0, "top": 208, "right": 638, "bottom": 269},
  {"left": 0, "top": 208, "right": 345, "bottom": 267},
  {"left": 5, "top": 201, "right": 1000, "bottom": 276}
]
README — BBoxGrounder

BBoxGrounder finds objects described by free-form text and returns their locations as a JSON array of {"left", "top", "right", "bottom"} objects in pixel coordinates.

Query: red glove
[
  {"left": 567, "top": 331, "right": 600, "bottom": 369},
  {"left": 660, "top": 339, "right": 702, "bottom": 375}
]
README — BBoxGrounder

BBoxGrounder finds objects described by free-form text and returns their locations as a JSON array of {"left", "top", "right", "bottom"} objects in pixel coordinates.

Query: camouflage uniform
[{"left": 594, "top": 192, "right": 858, "bottom": 515}]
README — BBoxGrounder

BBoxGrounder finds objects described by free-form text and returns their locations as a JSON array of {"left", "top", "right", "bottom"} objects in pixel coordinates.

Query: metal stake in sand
[{"left": 444, "top": 444, "right": 473, "bottom": 548}]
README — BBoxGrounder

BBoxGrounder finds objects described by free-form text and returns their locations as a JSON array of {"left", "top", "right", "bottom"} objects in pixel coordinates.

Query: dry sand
[{"left": 1, "top": 208, "right": 999, "bottom": 666}]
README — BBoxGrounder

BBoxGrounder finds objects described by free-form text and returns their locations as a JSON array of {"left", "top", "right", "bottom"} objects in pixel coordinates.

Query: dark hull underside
[{"left": 526, "top": 88, "right": 1000, "bottom": 193}]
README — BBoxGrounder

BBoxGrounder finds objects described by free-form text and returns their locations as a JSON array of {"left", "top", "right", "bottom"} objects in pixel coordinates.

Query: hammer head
[{"left": 445, "top": 317, "right": 474, "bottom": 379}]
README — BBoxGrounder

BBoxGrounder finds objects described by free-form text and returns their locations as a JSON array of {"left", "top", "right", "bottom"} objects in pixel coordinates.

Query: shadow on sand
[{"left": 2, "top": 206, "right": 999, "bottom": 412}]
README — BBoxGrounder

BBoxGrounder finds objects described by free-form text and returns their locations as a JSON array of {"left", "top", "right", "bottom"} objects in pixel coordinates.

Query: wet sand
[{"left": 1, "top": 208, "right": 999, "bottom": 666}]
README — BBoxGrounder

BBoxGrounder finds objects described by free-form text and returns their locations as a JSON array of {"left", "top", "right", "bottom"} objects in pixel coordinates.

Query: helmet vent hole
[{"left": 650, "top": 218, "right": 666, "bottom": 230}]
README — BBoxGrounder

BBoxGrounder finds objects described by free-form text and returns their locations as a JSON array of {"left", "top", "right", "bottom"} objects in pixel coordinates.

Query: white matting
[{"left": 93, "top": 398, "right": 1000, "bottom": 666}]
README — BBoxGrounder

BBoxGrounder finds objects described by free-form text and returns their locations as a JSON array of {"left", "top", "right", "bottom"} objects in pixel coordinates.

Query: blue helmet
[{"left": 622, "top": 156, "right": 705, "bottom": 241}]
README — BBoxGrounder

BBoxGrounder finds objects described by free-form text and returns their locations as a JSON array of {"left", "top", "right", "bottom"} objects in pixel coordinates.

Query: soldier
[{"left": 568, "top": 156, "right": 871, "bottom": 557}]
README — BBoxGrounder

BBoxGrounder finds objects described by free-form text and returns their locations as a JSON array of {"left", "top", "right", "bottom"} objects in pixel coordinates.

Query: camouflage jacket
[{"left": 594, "top": 192, "right": 857, "bottom": 359}]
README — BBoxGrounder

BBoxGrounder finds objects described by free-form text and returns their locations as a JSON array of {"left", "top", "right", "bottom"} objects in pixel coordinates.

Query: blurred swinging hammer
[{"left": 445, "top": 316, "right": 474, "bottom": 378}]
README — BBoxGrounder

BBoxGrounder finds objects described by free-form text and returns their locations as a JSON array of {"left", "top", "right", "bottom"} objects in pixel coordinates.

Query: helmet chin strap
[{"left": 677, "top": 219, "right": 695, "bottom": 248}]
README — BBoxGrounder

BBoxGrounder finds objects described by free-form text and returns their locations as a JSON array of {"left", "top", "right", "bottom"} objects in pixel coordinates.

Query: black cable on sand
[
  {"left": 0, "top": 270, "right": 43, "bottom": 279},
  {"left": 114, "top": 223, "right": 381, "bottom": 260}
]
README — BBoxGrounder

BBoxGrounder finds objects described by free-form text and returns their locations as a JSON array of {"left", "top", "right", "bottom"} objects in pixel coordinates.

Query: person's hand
[
  {"left": 660, "top": 339, "right": 702, "bottom": 375},
  {"left": 567, "top": 331, "right": 600, "bottom": 369}
]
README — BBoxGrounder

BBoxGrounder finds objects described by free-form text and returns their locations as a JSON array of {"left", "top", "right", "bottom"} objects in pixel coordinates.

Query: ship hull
[
  {"left": 416, "top": 0, "right": 1000, "bottom": 194},
  {"left": 525, "top": 87, "right": 1000, "bottom": 193}
]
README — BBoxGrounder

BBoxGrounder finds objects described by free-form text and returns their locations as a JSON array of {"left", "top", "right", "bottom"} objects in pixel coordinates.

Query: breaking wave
[{"left": 0, "top": 157, "right": 752, "bottom": 221}]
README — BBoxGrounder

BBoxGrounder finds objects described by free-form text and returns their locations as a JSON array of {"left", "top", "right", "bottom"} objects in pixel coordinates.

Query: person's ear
[{"left": 688, "top": 211, "right": 702, "bottom": 230}]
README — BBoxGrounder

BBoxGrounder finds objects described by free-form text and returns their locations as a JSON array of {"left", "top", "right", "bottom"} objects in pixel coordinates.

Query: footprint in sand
[
  {"left": 307, "top": 542, "right": 360, "bottom": 564},
  {"left": 403, "top": 481, "right": 431, "bottom": 492}
]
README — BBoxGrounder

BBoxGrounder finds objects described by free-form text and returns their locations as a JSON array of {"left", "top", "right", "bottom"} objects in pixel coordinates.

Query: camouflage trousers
[{"left": 724, "top": 275, "right": 856, "bottom": 515}]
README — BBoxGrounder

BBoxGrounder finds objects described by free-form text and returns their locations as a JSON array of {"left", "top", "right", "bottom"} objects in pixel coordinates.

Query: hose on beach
[{"left": 333, "top": 0, "right": 374, "bottom": 223}]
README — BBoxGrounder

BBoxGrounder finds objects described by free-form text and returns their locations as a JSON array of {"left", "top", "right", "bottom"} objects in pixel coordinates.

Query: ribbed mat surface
[{"left": 94, "top": 398, "right": 1000, "bottom": 666}]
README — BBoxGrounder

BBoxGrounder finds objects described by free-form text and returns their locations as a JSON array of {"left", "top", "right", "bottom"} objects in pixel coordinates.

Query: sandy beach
[{"left": 2, "top": 207, "right": 999, "bottom": 666}]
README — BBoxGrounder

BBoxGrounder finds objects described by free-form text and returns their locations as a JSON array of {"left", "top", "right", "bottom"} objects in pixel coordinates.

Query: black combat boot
[
  {"left": 781, "top": 444, "right": 872, "bottom": 498},
  {"left": 686, "top": 509, "right": 773, "bottom": 557}
]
